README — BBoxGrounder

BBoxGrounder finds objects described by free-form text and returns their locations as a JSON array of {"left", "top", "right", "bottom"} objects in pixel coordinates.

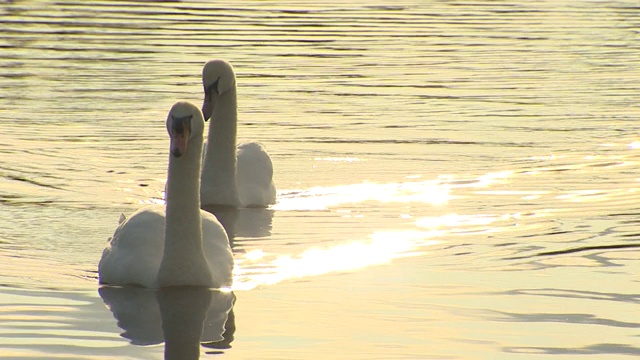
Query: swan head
[
  {"left": 166, "top": 101, "right": 205, "bottom": 158},
  {"left": 201, "top": 59, "right": 236, "bottom": 121}
]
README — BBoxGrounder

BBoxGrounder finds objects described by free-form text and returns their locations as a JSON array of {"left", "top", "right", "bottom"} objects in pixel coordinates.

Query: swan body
[
  {"left": 237, "top": 142, "right": 276, "bottom": 206},
  {"left": 99, "top": 102, "right": 233, "bottom": 288},
  {"left": 200, "top": 59, "right": 276, "bottom": 208}
]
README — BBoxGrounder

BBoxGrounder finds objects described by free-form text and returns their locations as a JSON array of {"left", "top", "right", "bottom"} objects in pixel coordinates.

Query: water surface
[{"left": 1, "top": 0, "right": 640, "bottom": 359}]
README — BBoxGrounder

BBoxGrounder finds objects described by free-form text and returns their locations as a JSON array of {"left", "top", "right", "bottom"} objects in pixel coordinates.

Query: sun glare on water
[
  {"left": 234, "top": 172, "right": 522, "bottom": 290},
  {"left": 233, "top": 230, "right": 441, "bottom": 291},
  {"left": 273, "top": 179, "right": 452, "bottom": 211}
]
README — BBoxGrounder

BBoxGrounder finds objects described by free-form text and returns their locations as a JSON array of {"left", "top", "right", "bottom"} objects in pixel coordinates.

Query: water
[{"left": 1, "top": 0, "right": 640, "bottom": 358}]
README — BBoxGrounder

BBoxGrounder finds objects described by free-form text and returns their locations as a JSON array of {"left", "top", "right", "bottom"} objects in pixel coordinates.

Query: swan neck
[
  {"left": 159, "top": 133, "right": 212, "bottom": 287},
  {"left": 165, "top": 134, "right": 202, "bottom": 224},
  {"left": 201, "top": 85, "right": 240, "bottom": 207}
]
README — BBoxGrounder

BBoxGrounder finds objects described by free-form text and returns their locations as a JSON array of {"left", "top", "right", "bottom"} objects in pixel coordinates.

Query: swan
[
  {"left": 200, "top": 59, "right": 276, "bottom": 208},
  {"left": 98, "top": 101, "right": 234, "bottom": 288}
]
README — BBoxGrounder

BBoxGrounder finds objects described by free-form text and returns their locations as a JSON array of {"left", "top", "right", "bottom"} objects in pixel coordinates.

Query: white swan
[
  {"left": 200, "top": 59, "right": 276, "bottom": 208},
  {"left": 98, "top": 101, "right": 234, "bottom": 288}
]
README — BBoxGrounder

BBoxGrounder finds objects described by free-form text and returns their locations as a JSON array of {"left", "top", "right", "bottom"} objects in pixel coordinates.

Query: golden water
[{"left": 1, "top": 1, "right": 639, "bottom": 359}]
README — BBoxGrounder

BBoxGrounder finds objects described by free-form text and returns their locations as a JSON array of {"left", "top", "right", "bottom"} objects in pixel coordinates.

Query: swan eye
[
  {"left": 204, "top": 77, "right": 221, "bottom": 101},
  {"left": 170, "top": 114, "right": 193, "bottom": 135}
]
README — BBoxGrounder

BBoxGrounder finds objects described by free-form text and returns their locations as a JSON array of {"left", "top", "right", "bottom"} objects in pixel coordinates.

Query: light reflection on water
[
  {"left": 1, "top": 0, "right": 640, "bottom": 358},
  {"left": 273, "top": 179, "right": 452, "bottom": 211},
  {"left": 234, "top": 229, "right": 441, "bottom": 291}
]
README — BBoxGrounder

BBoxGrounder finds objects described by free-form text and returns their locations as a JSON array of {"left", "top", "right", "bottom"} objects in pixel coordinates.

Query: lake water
[{"left": 1, "top": 0, "right": 640, "bottom": 359}]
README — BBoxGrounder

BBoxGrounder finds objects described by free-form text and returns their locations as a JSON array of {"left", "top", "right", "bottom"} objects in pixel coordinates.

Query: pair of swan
[{"left": 98, "top": 60, "right": 275, "bottom": 288}]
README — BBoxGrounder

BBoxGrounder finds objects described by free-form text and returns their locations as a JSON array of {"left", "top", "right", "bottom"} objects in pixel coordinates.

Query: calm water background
[{"left": 1, "top": 0, "right": 640, "bottom": 359}]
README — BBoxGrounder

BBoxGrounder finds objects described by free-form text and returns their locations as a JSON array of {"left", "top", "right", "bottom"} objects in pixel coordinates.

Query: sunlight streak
[
  {"left": 273, "top": 180, "right": 451, "bottom": 211},
  {"left": 233, "top": 231, "right": 441, "bottom": 291},
  {"left": 476, "top": 171, "right": 513, "bottom": 187}
]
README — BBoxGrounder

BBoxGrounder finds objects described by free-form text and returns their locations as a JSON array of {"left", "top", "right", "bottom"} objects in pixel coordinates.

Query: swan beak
[
  {"left": 202, "top": 98, "right": 213, "bottom": 122},
  {"left": 202, "top": 77, "right": 219, "bottom": 122},
  {"left": 170, "top": 131, "right": 189, "bottom": 158}
]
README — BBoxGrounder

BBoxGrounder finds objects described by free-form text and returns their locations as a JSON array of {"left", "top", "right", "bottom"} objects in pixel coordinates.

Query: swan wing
[
  {"left": 237, "top": 141, "right": 276, "bottom": 207},
  {"left": 201, "top": 209, "right": 234, "bottom": 288},
  {"left": 99, "top": 205, "right": 165, "bottom": 287}
]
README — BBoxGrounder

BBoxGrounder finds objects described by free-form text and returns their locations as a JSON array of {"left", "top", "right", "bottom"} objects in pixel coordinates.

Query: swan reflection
[
  {"left": 99, "top": 286, "right": 235, "bottom": 359},
  {"left": 202, "top": 206, "right": 274, "bottom": 247}
]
